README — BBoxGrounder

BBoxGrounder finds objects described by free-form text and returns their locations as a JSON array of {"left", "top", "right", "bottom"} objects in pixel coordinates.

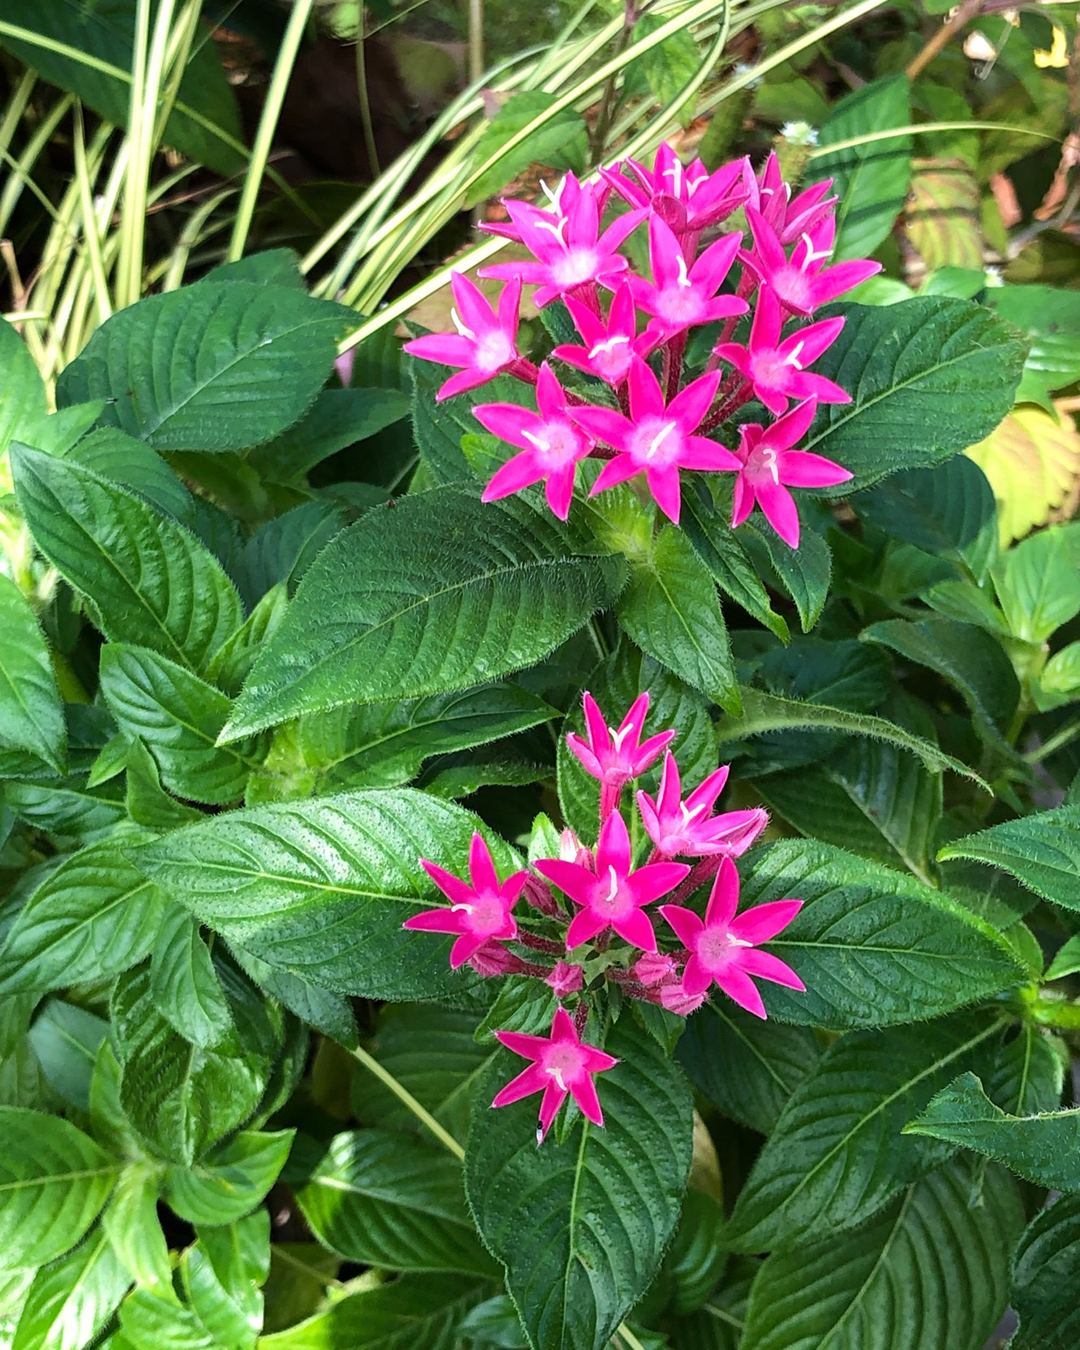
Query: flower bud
[{"left": 546, "top": 961, "right": 585, "bottom": 998}]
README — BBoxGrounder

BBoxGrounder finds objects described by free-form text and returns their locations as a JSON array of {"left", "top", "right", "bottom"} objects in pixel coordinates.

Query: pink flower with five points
[
  {"left": 713, "top": 286, "right": 852, "bottom": 417},
  {"left": 535, "top": 808, "right": 689, "bottom": 952},
  {"left": 627, "top": 216, "right": 748, "bottom": 342},
  {"left": 492, "top": 1007, "right": 618, "bottom": 1141},
  {"left": 603, "top": 144, "right": 747, "bottom": 234},
  {"left": 572, "top": 357, "right": 740, "bottom": 524},
  {"left": 403, "top": 273, "right": 522, "bottom": 401},
  {"left": 552, "top": 283, "right": 654, "bottom": 387},
  {"left": 731, "top": 397, "right": 851, "bottom": 548},
  {"left": 740, "top": 208, "right": 881, "bottom": 317},
  {"left": 660, "top": 856, "right": 804, "bottom": 1018},
  {"left": 637, "top": 752, "right": 768, "bottom": 858},
  {"left": 479, "top": 178, "right": 645, "bottom": 308},
  {"left": 565, "top": 690, "right": 675, "bottom": 789},
  {"left": 480, "top": 173, "right": 610, "bottom": 243},
  {"left": 475, "top": 362, "right": 594, "bottom": 520},
  {"left": 743, "top": 151, "right": 837, "bottom": 245},
  {"left": 404, "top": 832, "right": 527, "bottom": 969}
]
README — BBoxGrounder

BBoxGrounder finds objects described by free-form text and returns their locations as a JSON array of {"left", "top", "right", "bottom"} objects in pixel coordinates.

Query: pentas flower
[
  {"left": 628, "top": 216, "right": 748, "bottom": 342},
  {"left": 492, "top": 1007, "right": 618, "bottom": 1141},
  {"left": 744, "top": 150, "right": 836, "bottom": 245},
  {"left": 603, "top": 143, "right": 746, "bottom": 234},
  {"left": 713, "top": 286, "right": 851, "bottom": 416},
  {"left": 732, "top": 397, "right": 851, "bottom": 548},
  {"left": 475, "top": 362, "right": 593, "bottom": 520},
  {"left": 535, "top": 808, "right": 688, "bottom": 952},
  {"left": 552, "top": 283, "right": 653, "bottom": 387},
  {"left": 565, "top": 690, "right": 674, "bottom": 791},
  {"left": 481, "top": 172, "right": 610, "bottom": 243},
  {"left": 403, "top": 273, "right": 522, "bottom": 401},
  {"left": 740, "top": 208, "right": 881, "bottom": 316},
  {"left": 480, "top": 177, "right": 645, "bottom": 307},
  {"left": 572, "top": 358, "right": 740, "bottom": 524},
  {"left": 659, "top": 857, "right": 804, "bottom": 1018},
  {"left": 405, "top": 833, "right": 528, "bottom": 969},
  {"left": 638, "top": 753, "right": 768, "bottom": 858}
]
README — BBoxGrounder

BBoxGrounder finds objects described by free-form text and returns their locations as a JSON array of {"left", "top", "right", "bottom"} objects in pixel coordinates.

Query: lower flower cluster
[{"left": 403, "top": 689, "right": 804, "bottom": 1140}]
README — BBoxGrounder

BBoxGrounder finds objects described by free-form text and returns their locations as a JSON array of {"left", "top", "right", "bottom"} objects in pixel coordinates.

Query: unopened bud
[
  {"left": 659, "top": 982, "right": 707, "bottom": 1016},
  {"left": 546, "top": 961, "right": 585, "bottom": 998},
  {"left": 468, "top": 941, "right": 525, "bottom": 977},
  {"left": 634, "top": 952, "right": 680, "bottom": 988}
]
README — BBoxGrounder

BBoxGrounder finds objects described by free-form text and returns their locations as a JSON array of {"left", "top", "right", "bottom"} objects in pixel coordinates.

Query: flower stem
[
  {"left": 518, "top": 931, "right": 565, "bottom": 955},
  {"left": 348, "top": 1043, "right": 465, "bottom": 1161}
]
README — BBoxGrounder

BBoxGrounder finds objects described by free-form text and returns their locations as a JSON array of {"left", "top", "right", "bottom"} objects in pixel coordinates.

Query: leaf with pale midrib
[
  {"left": 0, "top": 575, "right": 65, "bottom": 773},
  {"left": 938, "top": 806, "right": 1080, "bottom": 911},
  {"left": 1011, "top": 1192, "right": 1080, "bottom": 1350}
]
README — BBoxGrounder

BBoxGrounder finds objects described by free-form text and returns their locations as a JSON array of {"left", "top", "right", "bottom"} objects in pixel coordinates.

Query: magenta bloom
[
  {"left": 660, "top": 857, "right": 804, "bottom": 1018},
  {"left": 475, "top": 362, "right": 593, "bottom": 520},
  {"left": 572, "top": 358, "right": 739, "bottom": 524},
  {"left": 492, "top": 1007, "right": 618, "bottom": 1140},
  {"left": 552, "top": 283, "right": 653, "bottom": 387},
  {"left": 744, "top": 151, "right": 836, "bottom": 245},
  {"left": 603, "top": 144, "right": 746, "bottom": 234},
  {"left": 713, "top": 286, "right": 851, "bottom": 416},
  {"left": 480, "top": 177, "right": 645, "bottom": 307},
  {"left": 405, "top": 832, "right": 528, "bottom": 969},
  {"left": 403, "top": 272, "right": 522, "bottom": 401},
  {"left": 627, "top": 216, "right": 748, "bottom": 342},
  {"left": 731, "top": 397, "right": 851, "bottom": 548},
  {"left": 740, "top": 209, "right": 881, "bottom": 317},
  {"left": 637, "top": 753, "right": 768, "bottom": 858},
  {"left": 565, "top": 690, "right": 674, "bottom": 789},
  {"left": 536, "top": 809, "right": 688, "bottom": 952}
]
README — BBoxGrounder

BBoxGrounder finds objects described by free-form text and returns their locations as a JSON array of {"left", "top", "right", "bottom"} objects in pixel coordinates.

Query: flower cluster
[
  {"left": 403, "top": 690, "right": 804, "bottom": 1141},
  {"left": 406, "top": 146, "right": 880, "bottom": 547}
]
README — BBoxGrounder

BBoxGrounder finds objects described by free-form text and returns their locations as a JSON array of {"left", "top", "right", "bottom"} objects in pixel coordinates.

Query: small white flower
[{"left": 781, "top": 121, "right": 819, "bottom": 147}]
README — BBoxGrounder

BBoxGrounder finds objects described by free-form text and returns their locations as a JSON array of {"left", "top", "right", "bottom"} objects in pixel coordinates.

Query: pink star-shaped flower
[
  {"left": 535, "top": 808, "right": 688, "bottom": 952},
  {"left": 627, "top": 216, "right": 748, "bottom": 343},
  {"left": 743, "top": 150, "right": 837, "bottom": 245},
  {"left": 739, "top": 208, "right": 881, "bottom": 317},
  {"left": 403, "top": 272, "right": 522, "bottom": 401},
  {"left": 475, "top": 361, "right": 594, "bottom": 519},
  {"left": 565, "top": 690, "right": 675, "bottom": 789},
  {"left": 492, "top": 1007, "right": 618, "bottom": 1141},
  {"left": 479, "top": 176, "right": 645, "bottom": 307},
  {"left": 404, "top": 832, "right": 528, "bottom": 969},
  {"left": 660, "top": 857, "right": 804, "bottom": 1018},
  {"left": 713, "top": 286, "right": 851, "bottom": 417},
  {"left": 602, "top": 144, "right": 747, "bottom": 234},
  {"left": 637, "top": 752, "right": 768, "bottom": 858},
  {"left": 571, "top": 357, "right": 739, "bottom": 524},
  {"left": 551, "top": 283, "right": 655, "bottom": 387},
  {"left": 731, "top": 397, "right": 852, "bottom": 548}
]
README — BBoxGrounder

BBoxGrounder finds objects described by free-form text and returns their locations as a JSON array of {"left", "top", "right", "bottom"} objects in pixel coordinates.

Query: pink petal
[
  {"left": 697, "top": 297, "right": 751, "bottom": 325},
  {"left": 551, "top": 1007, "right": 577, "bottom": 1043},
  {"left": 780, "top": 313, "right": 844, "bottom": 366},
  {"left": 731, "top": 473, "right": 754, "bottom": 529},
  {"left": 564, "top": 293, "right": 604, "bottom": 345},
  {"left": 779, "top": 450, "right": 852, "bottom": 488},
  {"left": 712, "top": 344, "right": 752, "bottom": 379},
  {"left": 628, "top": 861, "right": 689, "bottom": 906},
  {"left": 746, "top": 207, "right": 786, "bottom": 272},
  {"left": 609, "top": 282, "right": 637, "bottom": 337},
  {"left": 632, "top": 728, "right": 676, "bottom": 774},
  {"left": 404, "top": 333, "right": 474, "bottom": 367},
  {"left": 591, "top": 455, "right": 641, "bottom": 496},
  {"left": 496, "top": 1028, "right": 552, "bottom": 1058},
  {"left": 689, "top": 230, "right": 743, "bottom": 293},
  {"left": 705, "top": 858, "right": 740, "bottom": 927},
  {"left": 750, "top": 286, "right": 783, "bottom": 350},
  {"left": 473, "top": 403, "right": 545, "bottom": 453},
  {"left": 534, "top": 859, "right": 596, "bottom": 907},
  {"left": 668, "top": 369, "right": 722, "bottom": 434},
  {"left": 656, "top": 751, "right": 683, "bottom": 818},
  {"left": 580, "top": 1045, "right": 618, "bottom": 1073},
  {"left": 598, "top": 207, "right": 647, "bottom": 255},
  {"left": 545, "top": 462, "right": 578, "bottom": 520},
  {"left": 596, "top": 808, "right": 632, "bottom": 876},
  {"left": 479, "top": 261, "right": 550, "bottom": 286},
  {"left": 644, "top": 463, "right": 683, "bottom": 523},
  {"left": 618, "top": 691, "right": 650, "bottom": 742},
  {"left": 658, "top": 904, "right": 703, "bottom": 949},
  {"left": 468, "top": 833, "right": 499, "bottom": 894},
  {"left": 538, "top": 1081, "right": 566, "bottom": 1140},
  {"left": 612, "top": 907, "right": 658, "bottom": 952},
  {"left": 493, "top": 1063, "right": 548, "bottom": 1107},
  {"left": 566, "top": 734, "right": 602, "bottom": 780},
  {"left": 582, "top": 692, "right": 611, "bottom": 754},
  {"left": 714, "top": 964, "right": 767, "bottom": 1018},
  {"left": 680, "top": 955, "right": 713, "bottom": 999},
  {"left": 438, "top": 368, "right": 494, "bottom": 401},
  {"left": 628, "top": 356, "right": 666, "bottom": 423},
  {"left": 567, "top": 908, "right": 608, "bottom": 949},
  {"left": 648, "top": 215, "right": 684, "bottom": 291},
  {"left": 685, "top": 764, "right": 730, "bottom": 815},
  {"left": 536, "top": 361, "right": 564, "bottom": 422},
  {"left": 810, "top": 259, "right": 882, "bottom": 307},
  {"left": 451, "top": 271, "right": 496, "bottom": 333},
  {"left": 419, "top": 860, "right": 473, "bottom": 907},
  {"left": 730, "top": 898, "right": 803, "bottom": 944},
  {"left": 482, "top": 452, "right": 546, "bottom": 502},
  {"left": 637, "top": 791, "right": 662, "bottom": 843},
  {"left": 497, "top": 276, "right": 522, "bottom": 343},
  {"left": 450, "top": 933, "right": 486, "bottom": 968},
  {"left": 767, "top": 397, "right": 818, "bottom": 451},
  {"left": 755, "top": 479, "right": 801, "bottom": 548},
  {"left": 402, "top": 907, "right": 462, "bottom": 935},
  {"left": 793, "top": 374, "right": 851, "bottom": 406},
  {"left": 738, "top": 948, "right": 805, "bottom": 991},
  {"left": 570, "top": 1073, "right": 604, "bottom": 1126},
  {"left": 500, "top": 871, "right": 530, "bottom": 902},
  {"left": 571, "top": 406, "right": 636, "bottom": 453},
  {"left": 680, "top": 437, "right": 741, "bottom": 472}
]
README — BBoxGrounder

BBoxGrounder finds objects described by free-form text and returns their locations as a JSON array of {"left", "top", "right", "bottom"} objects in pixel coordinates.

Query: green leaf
[
  {"left": 683, "top": 496, "right": 789, "bottom": 641},
  {"left": 124, "top": 738, "right": 204, "bottom": 831},
  {"left": 149, "top": 908, "right": 233, "bottom": 1049},
  {"left": 56, "top": 284, "right": 344, "bottom": 452},
  {"left": 258, "top": 1273, "right": 488, "bottom": 1350},
  {"left": 0, "top": 575, "right": 65, "bottom": 773},
  {"left": 725, "top": 1015, "right": 1001, "bottom": 1252},
  {"left": 716, "top": 686, "right": 988, "bottom": 787},
  {"left": 986, "top": 285, "right": 1080, "bottom": 406},
  {"left": 617, "top": 525, "right": 739, "bottom": 712},
  {"left": 0, "top": 0, "right": 244, "bottom": 176},
  {"left": 467, "top": 91, "right": 587, "bottom": 206},
  {"left": 904, "top": 1071, "right": 1080, "bottom": 1188},
  {"left": 101, "top": 1165, "right": 172, "bottom": 1291},
  {"left": 633, "top": 13, "right": 701, "bottom": 127},
  {"left": 1046, "top": 931, "right": 1080, "bottom": 979},
  {"left": 938, "top": 806, "right": 1080, "bottom": 911},
  {"left": 1011, "top": 1192, "right": 1080, "bottom": 1350},
  {"left": 184, "top": 1212, "right": 270, "bottom": 1350},
  {"left": 226, "top": 945, "right": 357, "bottom": 1047},
  {"left": 0, "top": 1107, "right": 119, "bottom": 1270},
  {"left": 99, "top": 644, "right": 263, "bottom": 805},
  {"left": 805, "top": 74, "right": 912, "bottom": 261},
  {"left": 466, "top": 1017, "right": 693, "bottom": 1350},
  {"left": 138, "top": 788, "right": 523, "bottom": 1001},
  {"left": 11, "top": 445, "right": 242, "bottom": 675},
  {"left": 860, "top": 617, "right": 1019, "bottom": 741},
  {"left": 233, "top": 503, "right": 345, "bottom": 611},
  {"left": 26, "top": 999, "right": 107, "bottom": 1112},
  {"left": 64, "top": 427, "right": 194, "bottom": 523},
  {"left": 296, "top": 1129, "right": 493, "bottom": 1275},
  {"left": 0, "top": 842, "right": 165, "bottom": 993},
  {"left": 739, "top": 1159, "right": 1022, "bottom": 1350},
  {"left": 735, "top": 840, "right": 1023, "bottom": 1028},
  {"left": 222, "top": 488, "right": 623, "bottom": 741},
  {"left": 4, "top": 774, "right": 127, "bottom": 842},
  {"left": 740, "top": 519, "right": 832, "bottom": 634},
  {"left": 11, "top": 1227, "right": 130, "bottom": 1350},
  {"left": 801, "top": 299, "right": 1029, "bottom": 493},
  {"left": 0, "top": 317, "right": 46, "bottom": 454},
  {"left": 993, "top": 525, "right": 1080, "bottom": 643},
  {"left": 986, "top": 1022, "right": 1064, "bottom": 1116},
  {"left": 676, "top": 1002, "right": 820, "bottom": 1135},
  {"left": 165, "top": 1129, "right": 294, "bottom": 1227},
  {"left": 249, "top": 387, "right": 409, "bottom": 486}
]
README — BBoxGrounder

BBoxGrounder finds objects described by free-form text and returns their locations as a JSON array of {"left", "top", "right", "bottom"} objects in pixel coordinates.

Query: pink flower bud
[
  {"left": 546, "top": 961, "right": 585, "bottom": 998},
  {"left": 633, "top": 951, "right": 680, "bottom": 988},
  {"left": 658, "top": 982, "right": 708, "bottom": 1017},
  {"left": 467, "top": 941, "right": 525, "bottom": 977}
]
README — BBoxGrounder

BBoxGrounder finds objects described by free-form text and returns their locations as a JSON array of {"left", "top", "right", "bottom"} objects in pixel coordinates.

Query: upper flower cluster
[
  {"left": 405, "top": 147, "right": 879, "bottom": 547},
  {"left": 403, "top": 689, "right": 804, "bottom": 1140}
]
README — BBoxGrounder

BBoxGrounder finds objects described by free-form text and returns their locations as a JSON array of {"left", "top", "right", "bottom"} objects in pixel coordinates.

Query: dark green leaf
[
  {"left": 740, "top": 519, "right": 831, "bottom": 633},
  {"left": 467, "top": 92, "right": 587, "bottom": 205},
  {"left": 0, "top": 317, "right": 46, "bottom": 454},
  {"left": 0, "top": 575, "right": 65, "bottom": 773},
  {"left": 250, "top": 387, "right": 409, "bottom": 486},
  {"left": 65, "top": 427, "right": 193, "bottom": 522},
  {"left": 234, "top": 503, "right": 345, "bottom": 611},
  {"left": 165, "top": 1129, "right": 294, "bottom": 1226},
  {"left": 986, "top": 285, "right": 1080, "bottom": 404},
  {"left": 4, "top": 775, "right": 126, "bottom": 842},
  {"left": 150, "top": 908, "right": 233, "bottom": 1049},
  {"left": 683, "top": 496, "right": 789, "bottom": 640},
  {"left": 938, "top": 806, "right": 1080, "bottom": 911},
  {"left": 986, "top": 1022, "right": 1064, "bottom": 1115},
  {"left": 26, "top": 999, "right": 107, "bottom": 1112},
  {"left": 993, "top": 525, "right": 1080, "bottom": 643},
  {"left": 1011, "top": 1192, "right": 1080, "bottom": 1350}
]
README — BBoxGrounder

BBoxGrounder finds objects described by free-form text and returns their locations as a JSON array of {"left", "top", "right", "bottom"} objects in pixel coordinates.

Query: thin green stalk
[
  {"left": 0, "top": 68, "right": 35, "bottom": 160},
  {"left": 349, "top": 1042, "right": 465, "bottom": 1161},
  {"left": 72, "top": 107, "right": 112, "bottom": 326},
  {"left": 614, "top": 1325, "right": 648, "bottom": 1350},
  {"left": 354, "top": 30, "right": 381, "bottom": 181},
  {"left": 161, "top": 187, "right": 235, "bottom": 291},
  {"left": 0, "top": 93, "right": 73, "bottom": 236},
  {"left": 227, "top": 0, "right": 314, "bottom": 262},
  {"left": 117, "top": 0, "right": 152, "bottom": 309},
  {"left": 468, "top": 0, "right": 485, "bottom": 86},
  {"left": 808, "top": 120, "right": 1059, "bottom": 156}
]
